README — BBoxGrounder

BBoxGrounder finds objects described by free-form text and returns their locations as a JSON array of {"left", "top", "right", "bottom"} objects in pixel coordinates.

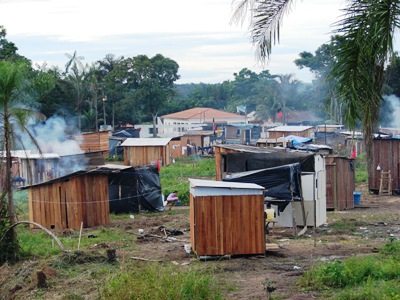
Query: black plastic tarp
[
  {"left": 108, "top": 165, "right": 164, "bottom": 213},
  {"left": 224, "top": 152, "right": 314, "bottom": 174},
  {"left": 223, "top": 163, "right": 303, "bottom": 204}
]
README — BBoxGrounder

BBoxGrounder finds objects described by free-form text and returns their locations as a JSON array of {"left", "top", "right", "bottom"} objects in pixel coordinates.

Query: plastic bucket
[{"left": 353, "top": 192, "right": 361, "bottom": 205}]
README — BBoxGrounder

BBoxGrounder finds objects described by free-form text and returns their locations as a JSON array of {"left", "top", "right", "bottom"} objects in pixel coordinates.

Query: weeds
[
  {"left": 101, "top": 262, "right": 223, "bottom": 300},
  {"left": 298, "top": 239, "right": 400, "bottom": 299}
]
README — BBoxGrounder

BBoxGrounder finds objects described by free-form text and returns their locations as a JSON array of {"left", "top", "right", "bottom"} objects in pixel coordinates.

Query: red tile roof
[{"left": 161, "top": 107, "right": 244, "bottom": 122}]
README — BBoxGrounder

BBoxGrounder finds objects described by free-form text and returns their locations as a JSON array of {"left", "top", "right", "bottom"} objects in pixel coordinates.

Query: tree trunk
[
  {"left": 112, "top": 103, "right": 115, "bottom": 130},
  {"left": 152, "top": 113, "right": 158, "bottom": 137},
  {"left": 94, "top": 87, "right": 98, "bottom": 132},
  {"left": 4, "top": 113, "right": 16, "bottom": 249}
]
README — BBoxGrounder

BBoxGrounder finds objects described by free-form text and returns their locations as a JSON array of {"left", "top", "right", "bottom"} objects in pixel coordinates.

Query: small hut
[
  {"left": 73, "top": 131, "right": 110, "bottom": 157},
  {"left": 189, "top": 178, "right": 265, "bottom": 257},
  {"left": 369, "top": 138, "right": 400, "bottom": 194},
  {"left": 25, "top": 170, "right": 109, "bottom": 230},
  {"left": 325, "top": 156, "right": 355, "bottom": 210},
  {"left": 121, "top": 138, "right": 172, "bottom": 167},
  {"left": 267, "top": 125, "right": 314, "bottom": 139}
]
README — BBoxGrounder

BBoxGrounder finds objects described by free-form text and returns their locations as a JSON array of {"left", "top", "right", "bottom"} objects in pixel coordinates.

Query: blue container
[{"left": 353, "top": 192, "right": 361, "bottom": 205}]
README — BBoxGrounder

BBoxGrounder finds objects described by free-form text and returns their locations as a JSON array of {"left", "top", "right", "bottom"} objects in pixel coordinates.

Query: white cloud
[{"left": 1, "top": 0, "right": 347, "bottom": 83}]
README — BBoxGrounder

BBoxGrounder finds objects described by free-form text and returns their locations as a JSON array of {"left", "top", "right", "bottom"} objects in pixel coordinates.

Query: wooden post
[{"left": 77, "top": 221, "right": 83, "bottom": 250}]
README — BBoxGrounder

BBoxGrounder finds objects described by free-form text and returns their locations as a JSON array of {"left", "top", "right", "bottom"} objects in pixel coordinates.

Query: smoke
[
  {"left": 19, "top": 115, "right": 83, "bottom": 155},
  {"left": 383, "top": 95, "right": 400, "bottom": 128},
  {"left": 18, "top": 115, "right": 88, "bottom": 177},
  {"left": 30, "top": 116, "right": 83, "bottom": 155}
]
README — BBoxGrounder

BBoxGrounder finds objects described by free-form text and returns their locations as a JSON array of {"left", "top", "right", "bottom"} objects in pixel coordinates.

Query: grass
[
  {"left": 160, "top": 156, "right": 215, "bottom": 204},
  {"left": 100, "top": 262, "right": 223, "bottom": 300},
  {"left": 297, "top": 239, "right": 400, "bottom": 299}
]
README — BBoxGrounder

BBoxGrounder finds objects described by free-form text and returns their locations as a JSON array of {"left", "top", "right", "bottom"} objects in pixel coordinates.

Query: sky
[{"left": 0, "top": 0, "right": 347, "bottom": 84}]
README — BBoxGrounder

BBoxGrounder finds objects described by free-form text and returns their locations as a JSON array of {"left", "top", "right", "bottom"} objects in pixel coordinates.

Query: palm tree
[
  {"left": 232, "top": 0, "right": 400, "bottom": 180},
  {"left": 64, "top": 51, "right": 88, "bottom": 130},
  {"left": 0, "top": 60, "right": 42, "bottom": 262}
]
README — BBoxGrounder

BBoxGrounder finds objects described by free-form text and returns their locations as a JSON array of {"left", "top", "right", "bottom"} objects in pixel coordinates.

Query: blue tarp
[{"left": 284, "top": 135, "right": 312, "bottom": 146}]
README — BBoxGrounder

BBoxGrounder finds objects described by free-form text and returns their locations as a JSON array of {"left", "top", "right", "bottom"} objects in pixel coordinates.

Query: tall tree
[
  {"left": 0, "top": 60, "right": 42, "bottom": 263},
  {"left": 108, "top": 54, "right": 179, "bottom": 136},
  {"left": 64, "top": 52, "right": 89, "bottom": 130},
  {"left": 329, "top": 0, "right": 400, "bottom": 178},
  {"left": 0, "top": 26, "right": 28, "bottom": 62}
]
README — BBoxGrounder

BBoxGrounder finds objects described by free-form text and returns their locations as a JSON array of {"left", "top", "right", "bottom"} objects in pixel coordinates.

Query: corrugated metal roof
[
  {"left": 121, "top": 138, "right": 172, "bottom": 146},
  {"left": 3, "top": 151, "right": 60, "bottom": 159},
  {"left": 189, "top": 178, "right": 264, "bottom": 190},
  {"left": 268, "top": 125, "right": 313, "bottom": 132}
]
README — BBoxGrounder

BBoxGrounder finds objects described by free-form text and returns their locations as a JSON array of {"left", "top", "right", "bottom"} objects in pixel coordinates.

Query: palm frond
[{"left": 231, "top": 0, "right": 297, "bottom": 61}]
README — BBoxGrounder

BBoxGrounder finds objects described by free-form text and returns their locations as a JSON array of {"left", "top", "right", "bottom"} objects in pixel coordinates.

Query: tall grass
[
  {"left": 298, "top": 239, "right": 400, "bottom": 299},
  {"left": 101, "top": 262, "right": 223, "bottom": 300},
  {"left": 160, "top": 156, "right": 215, "bottom": 204}
]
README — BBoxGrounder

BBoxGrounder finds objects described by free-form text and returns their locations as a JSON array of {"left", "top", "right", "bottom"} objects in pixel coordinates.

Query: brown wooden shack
[
  {"left": 25, "top": 170, "right": 109, "bottom": 230},
  {"left": 73, "top": 131, "right": 110, "bottom": 157},
  {"left": 189, "top": 178, "right": 265, "bottom": 257},
  {"left": 121, "top": 138, "right": 172, "bottom": 167},
  {"left": 369, "top": 138, "right": 400, "bottom": 193},
  {"left": 267, "top": 125, "right": 314, "bottom": 139},
  {"left": 325, "top": 156, "right": 355, "bottom": 210}
]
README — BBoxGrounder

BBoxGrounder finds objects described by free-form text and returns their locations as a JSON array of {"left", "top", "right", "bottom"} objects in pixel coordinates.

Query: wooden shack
[
  {"left": 267, "top": 125, "right": 314, "bottom": 139},
  {"left": 189, "top": 178, "right": 265, "bottom": 257},
  {"left": 121, "top": 138, "right": 172, "bottom": 167},
  {"left": 74, "top": 131, "right": 110, "bottom": 157},
  {"left": 325, "top": 156, "right": 355, "bottom": 210},
  {"left": 18, "top": 153, "right": 60, "bottom": 186},
  {"left": 26, "top": 170, "right": 109, "bottom": 230},
  {"left": 369, "top": 138, "right": 400, "bottom": 194}
]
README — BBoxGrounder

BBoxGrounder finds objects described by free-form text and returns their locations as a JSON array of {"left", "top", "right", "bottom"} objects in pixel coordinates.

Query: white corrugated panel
[
  {"left": 121, "top": 138, "right": 172, "bottom": 147},
  {"left": 189, "top": 178, "right": 264, "bottom": 197}
]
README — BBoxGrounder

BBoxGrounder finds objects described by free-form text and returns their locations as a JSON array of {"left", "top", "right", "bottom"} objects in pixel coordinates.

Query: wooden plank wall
[
  {"left": 268, "top": 129, "right": 312, "bottom": 139},
  {"left": 125, "top": 146, "right": 170, "bottom": 167},
  {"left": 214, "top": 147, "right": 239, "bottom": 180},
  {"left": 326, "top": 156, "right": 355, "bottom": 210},
  {"left": 369, "top": 139, "right": 400, "bottom": 192},
  {"left": 74, "top": 131, "right": 110, "bottom": 156},
  {"left": 190, "top": 194, "right": 265, "bottom": 256},
  {"left": 28, "top": 174, "right": 110, "bottom": 230}
]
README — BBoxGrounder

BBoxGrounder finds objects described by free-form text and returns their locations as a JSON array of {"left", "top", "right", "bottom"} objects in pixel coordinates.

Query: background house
[
  {"left": 267, "top": 125, "right": 314, "bottom": 139},
  {"left": 160, "top": 107, "right": 247, "bottom": 136},
  {"left": 121, "top": 138, "right": 172, "bottom": 167}
]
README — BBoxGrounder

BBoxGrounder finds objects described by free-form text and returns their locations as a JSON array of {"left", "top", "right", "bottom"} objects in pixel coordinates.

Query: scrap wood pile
[{"left": 136, "top": 225, "right": 187, "bottom": 243}]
